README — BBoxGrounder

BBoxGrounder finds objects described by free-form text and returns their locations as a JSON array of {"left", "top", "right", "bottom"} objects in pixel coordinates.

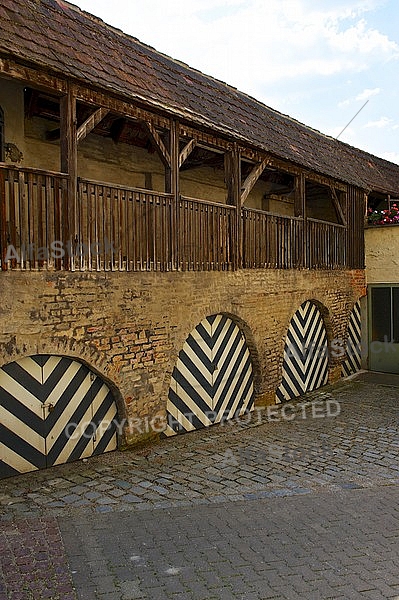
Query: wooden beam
[
  {"left": 77, "top": 107, "right": 109, "bottom": 143},
  {"left": 331, "top": 186, "right": 347, "bottom": 226},
  {"left": 143, "top": 120, "right": 171, "bottom": 167},
  {"left": 179, "top": 138, "right": 196, "bottom": 168},
  {"left": 75, "top": 86, "right": 169, "bottom": 130},
  {"left": 166, "top": 118, "right": 179, "bottom": 195},
  {"left": 294, "top": 173, "right": 305, "bottom": 217},
  {"left": 0, "top": 168, "right": 7, "bottom": 271},
  {"left": 240, "top": 158, "right": 269, "bottom": 206},
  {"left": 60, "top": 85, "right": 77, "bottom": 269},
  {"left": 166, "top": 118, "right": 180, "bottom": 267},
  {"left": 224, "top": 144, "right": 241, "bottom": 269},
  {"left": 179, "top": 124, "right": 232, "bottom": 152},
  {"left": 0, "top": 58, "right": 68, "bottom": 94}
]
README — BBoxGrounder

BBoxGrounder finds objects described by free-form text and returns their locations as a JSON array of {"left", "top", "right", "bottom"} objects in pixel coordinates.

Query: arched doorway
[
  {"left": 0, "top": 355, "right": 118, "bottom": 478},
  {"left": 166, "top": 314, "right": 254, "bottom": 436},
  {"left": 342, "top": 300, "right": 362, "bottom": 377},
  {"left": 276, "top": 301, "right": 329, "bottom": 402}
]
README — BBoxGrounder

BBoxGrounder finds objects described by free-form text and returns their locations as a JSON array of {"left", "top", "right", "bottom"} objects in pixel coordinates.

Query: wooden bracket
[
  {"left": 143, "top": 120, "right": 171, "bottom": 167},
  {"left": 240, "top": 158, "right": 269, "bottom": 206},
  {"left": 330, "top": 186, "right": 347, "bottom": 226},
  {"left": 179, "top": 139, "right": 196, "bottom": 168},
  {"left": 77, "top": 107, "right": 109, "bottom": 143}
]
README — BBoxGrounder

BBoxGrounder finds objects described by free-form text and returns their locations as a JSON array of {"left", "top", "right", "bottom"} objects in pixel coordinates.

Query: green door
[{"left": 369, "top": 286, "right": 399, "bottom": 374}]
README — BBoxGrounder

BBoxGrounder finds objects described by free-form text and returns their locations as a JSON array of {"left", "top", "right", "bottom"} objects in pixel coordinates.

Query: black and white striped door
[
  {"left": 166, "top": 314, "right": 254, "bottom": 436},
  {"left": 0, "top": 355, "right": 117, "bottom": 478},
  {"left": 276, "top": 301, "right": 329, "bottom": 402},
  {"left": 342, "top": 300, "right": 361, "bottom": 377}
]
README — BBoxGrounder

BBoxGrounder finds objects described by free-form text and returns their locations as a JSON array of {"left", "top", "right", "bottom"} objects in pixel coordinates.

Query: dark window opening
[
  {"left": 371, "top": 286, "right": 399, "bottom": 343},
  {"left": 368, "top": 192, "right": 389, "bottom": 212},
  {"left": 241, "top": 162, "right": 296, "bottom": 214},
  {"left": 371, "top": 287, "right": 391, "bottom": 342},
  {"left": 305, "top": 180, "right": 345, "bottom": 224}
]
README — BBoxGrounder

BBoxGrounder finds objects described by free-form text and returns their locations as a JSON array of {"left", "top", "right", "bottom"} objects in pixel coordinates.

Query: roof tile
[{"left": 0, "top": 0, "right": 398, "bottom": 193}]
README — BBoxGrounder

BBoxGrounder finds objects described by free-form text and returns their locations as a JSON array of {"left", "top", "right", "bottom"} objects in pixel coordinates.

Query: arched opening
[
  {"left": 342, "top": 300, "right": 362, "bottom": 377},
  {"left": 276, "top": 301, "right": 329, "bottom": 402},
  {"left": 0, "top": 354, "right": 118, "bottom": 478},
  {"left": 166, "top": 314, "right": 255, "bottom": 436}
]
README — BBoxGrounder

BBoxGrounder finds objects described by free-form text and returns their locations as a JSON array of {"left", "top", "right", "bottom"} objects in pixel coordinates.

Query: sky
[{"left": 75, "top": 0, "right": 399, "bottom": 164}]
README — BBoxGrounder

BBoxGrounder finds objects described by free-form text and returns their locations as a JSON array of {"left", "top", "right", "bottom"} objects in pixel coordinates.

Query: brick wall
[{"left": 0, "top": 268, "right": 365, "bottom": 445}]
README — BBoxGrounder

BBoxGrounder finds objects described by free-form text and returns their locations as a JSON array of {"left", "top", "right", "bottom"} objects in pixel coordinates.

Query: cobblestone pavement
[
  {"left": 0, "top": 518, "right": 76, "bottom": 600},
  {"left": 1, "top": 376, "right": 399, "bottom": 598},
  {"left": 59, "top": 485, "right": 399, "bottom": 600}
]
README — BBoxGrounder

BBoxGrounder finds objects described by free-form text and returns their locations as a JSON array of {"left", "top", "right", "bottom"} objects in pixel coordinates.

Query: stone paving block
[{"left": 2, "top": 380, "right": 399, "bottom": 599}]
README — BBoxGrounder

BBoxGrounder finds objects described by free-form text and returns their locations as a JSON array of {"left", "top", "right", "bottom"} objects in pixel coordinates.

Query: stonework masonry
[
  {"left": 0, "top": 268, "right": 365, "bottom": 446},
  {"left": 365, "top": 225, "right": 399, "bottom": 284}
]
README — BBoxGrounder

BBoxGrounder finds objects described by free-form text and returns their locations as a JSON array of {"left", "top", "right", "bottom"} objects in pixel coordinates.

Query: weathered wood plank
[
  {"left": 77, "top": 107, "right": 109, "bottom": 143},
  {"left": 224, "top": 145, "right": 241, "bottom": 269},
  {"left": 179, "top": 138, "right": 196, "bottom": 167},
  {"left": 0, "top": 58, "right": 68, "bottom": 93},
  {"left": 60, "top": 85, "right": 77, "bottom": 270},
  {"left": 142, "top": 120, "right": 171, "bottom": 167},
  {"left": 240, "top": 158, "right": 269, "bottom": 206},
  {"left": 330, "top": 186, "right": 347, "bottom": 226}
]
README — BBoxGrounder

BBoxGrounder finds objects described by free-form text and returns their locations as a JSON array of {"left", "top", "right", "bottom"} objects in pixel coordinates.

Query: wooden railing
[
  {"left": 241, "top": 210, "right": 347, "bottom": 269},
  {"left": 78, "top": 179, "right": 175, "bottom": 271},
  {"left": 177, "top": 196, "right": 235, "bottom": 270},
  {"left": 242, "top": 209, "right": 305, "bottom": 268},
  {"left": 0, "top": 165, "right": 352, "bottom": 272},
  {"left": 76, "top": 183, "right": 235, "bottom": 271},
  {"left": 0, "top": 165, "right": 68, "bottom": 270},
  {"left": 306, "top": 218, "right": 347, "bottom": 269}
]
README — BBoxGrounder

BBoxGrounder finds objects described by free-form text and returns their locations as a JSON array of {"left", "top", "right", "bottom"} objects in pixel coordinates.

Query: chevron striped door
[
  {"left": 276, "top": 301, "right": 329, "bottom": 402},
  {"left": 166, "top": 315, "right": 254, "bottom": 436},
  {"left": 0, "top": 355, "right": 117, "bottom": 479},
  {"left": 342, "top": 300, "right": 361, "bottom": 377}
]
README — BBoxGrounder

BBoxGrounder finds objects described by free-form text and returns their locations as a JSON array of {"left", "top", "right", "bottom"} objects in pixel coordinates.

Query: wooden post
[
  {"left": 60, "top": 85, "right": 77, "bottom": 270},
  {"left": 0, "top": 167, "right": 7, "bottom": 271},
  {"left": 225, "top": 144, "right": 241, "bottom": 269},
  {"left": 295, "top": 173, "right": 306, "bottom": 267},
  {"left": 166, "top": 119, "right": 179, "bottom": 269}
]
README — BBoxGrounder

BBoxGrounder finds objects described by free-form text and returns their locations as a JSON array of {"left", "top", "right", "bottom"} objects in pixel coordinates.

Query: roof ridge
[
  {"left": 1, "top": 0, "right": 398, "bottom": 192},
  {"left": 55, "top": 5, "right": 328, "bottom": 143},
  {"left": 54, "top": 1, "right": 360, "bottom": 153}
]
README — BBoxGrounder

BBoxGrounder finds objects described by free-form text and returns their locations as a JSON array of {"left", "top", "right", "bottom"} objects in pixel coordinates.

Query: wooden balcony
[{"left": 0, "top": 165, "right": 357, "bottom": 272}]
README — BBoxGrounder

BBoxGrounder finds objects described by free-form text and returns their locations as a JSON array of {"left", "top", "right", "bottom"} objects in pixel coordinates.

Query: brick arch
[
  {"left": 276, "top": 299, "right": 330, "bottom": 403},
  {"left": 219, "top": 311, "right": 262, "bottom": 395},
  {"left": 0, "top": 336, "right": 127, "bottom": 425},
  {"left": 164, "top": 312, "right": 256, "bottom": 436},
  {"left": 341, "top": 297, "right": 363, "bottom": 377},
  {"left": 162, "top": 307, "right": 263, "bottom": 404}
]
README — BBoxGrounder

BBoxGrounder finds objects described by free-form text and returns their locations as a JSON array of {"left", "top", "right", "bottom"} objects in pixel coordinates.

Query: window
[
  {"left": 305, "top": 180, "right": 346, "bottom": 224},
  {"left": 371, "top": 286, "right": 399, "bottom": 343}
]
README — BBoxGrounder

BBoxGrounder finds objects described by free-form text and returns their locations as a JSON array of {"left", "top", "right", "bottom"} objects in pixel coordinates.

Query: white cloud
[
  {"left": 76, "top": 0, "right": 399, "bottom": 90},
  {"left": 328, "top": 19, "right": 399, "bottom": 57},
  {"left": 364, "top": 117, "right": 393, "bottom": 128},
  {"left": 356, "top": 88, "right": 381, "bottom": 101},
  {"left": 74, "top": 0, "right": 399, "bottom": 162},
  {"left": 339, "top": 87, "right": 380, "bottom": 107}
]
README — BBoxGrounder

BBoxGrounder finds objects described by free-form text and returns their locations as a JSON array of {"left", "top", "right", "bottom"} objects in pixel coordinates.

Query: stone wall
[
  {"left": 365, "top": 225, "right": 399, "bottom": 283},
  {"left": 0, "top": 268, "right": 365, "bottom": 446}
]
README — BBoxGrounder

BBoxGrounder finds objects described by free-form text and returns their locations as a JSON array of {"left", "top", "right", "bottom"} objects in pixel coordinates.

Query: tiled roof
[{"left": 1, "top": 0, "right": 399, "bottom": 194}]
